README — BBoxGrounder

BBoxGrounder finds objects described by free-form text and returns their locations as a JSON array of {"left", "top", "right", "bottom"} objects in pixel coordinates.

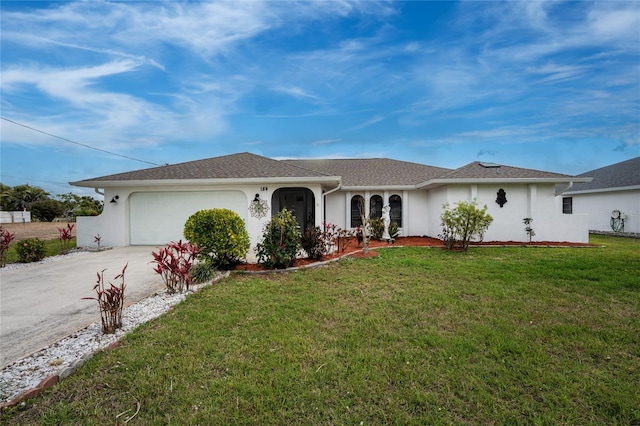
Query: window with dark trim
[
  {"left": 562, "top": 197, "right": 573, "bottom": 214},
  {"left": 389, "top": 194, "right": 402, "bottom": 227},
  {"left": 351, "top": 195, "right": 364, "bottom": 227},
  {"left": 369, "top": 195, "right": 383, "bottom": 219}
]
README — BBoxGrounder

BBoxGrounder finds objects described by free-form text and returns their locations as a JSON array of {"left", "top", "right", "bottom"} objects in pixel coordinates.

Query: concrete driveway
[{"left": 0, "top": 246, "right": 165, "bottom": 369}]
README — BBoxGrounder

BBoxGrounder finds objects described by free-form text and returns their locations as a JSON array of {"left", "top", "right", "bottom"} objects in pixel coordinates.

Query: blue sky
[{"left": 1, "top": 0, "right": 639, "bottom": 197}]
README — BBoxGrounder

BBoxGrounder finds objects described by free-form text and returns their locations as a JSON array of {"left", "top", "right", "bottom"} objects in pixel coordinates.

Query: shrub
[
  {"left": 256, "top": 209, "right": 301, "bottom": 269},
  {"left": 151, "top": 240, "right": 201, "bottom": 294},
  {"left": 16, "top": 238, "right": 46, "bottom": 263},
  {"left": 335, "top": 227, "right": 353, "bottom": 253},
  {"left": 301, "top": 226, "right": 329, "bottom": 260},
  {"left": 83, "top": 265, "right": 127, "bottom": 334},
  {"left": 0, "top": 226, "right": 16, "bottom": 267},
  {"left": 184, "top": 209, "right": 250, "bottom": 270},
  {"left": 369, "top": 218, "right": 399, "bottom": 240},
  {"left": 189, "top": 261, "right": 218, "bottom": 284},
  {"left": 30, "top": 199, "right": 65, "bottom": 222},
  {"left": 439, "top": 199, "right": 493, "bottom": 250}
]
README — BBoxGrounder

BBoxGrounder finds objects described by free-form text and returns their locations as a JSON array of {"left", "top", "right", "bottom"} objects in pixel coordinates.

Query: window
[
  {"left": 389, "top": 194, "right": 402, "bottom": 227},
  {"left": 562, "top": 197, "right": 573, "bottom": 214},
  {"left": 369, "top": 195, "right": 383, "bottom": 219},
  {"left": 351, "top": 195, "right": 364, "bottom": 227}
]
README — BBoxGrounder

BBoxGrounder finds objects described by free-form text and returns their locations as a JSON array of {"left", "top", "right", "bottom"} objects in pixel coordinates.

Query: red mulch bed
[{"left": 234, "top": 237, "right": 594, "bottom": 272}]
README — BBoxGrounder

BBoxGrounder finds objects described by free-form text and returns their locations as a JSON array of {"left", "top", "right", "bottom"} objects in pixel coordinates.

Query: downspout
[
  {"left": 557, "top": 181, "right": 574, "bottom": 195},
  {"left": 94, "top": 188, "right": 105, "bottom": 196},
  {"left": 322, "top": 183, "right": 342, "bottom": 229}
]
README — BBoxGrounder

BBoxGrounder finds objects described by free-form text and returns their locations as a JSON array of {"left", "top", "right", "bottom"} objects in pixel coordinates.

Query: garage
[{"left": 129, "top": 191, "right": 247, "bottom": 245}]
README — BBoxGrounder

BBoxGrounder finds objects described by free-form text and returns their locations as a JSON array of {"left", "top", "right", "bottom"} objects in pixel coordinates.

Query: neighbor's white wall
[
  {"left": 569, "top": 189, "right": 640, "bottom": 234},
  {"left": 0, "top": 211, "right": 31, "bottom": 224}
]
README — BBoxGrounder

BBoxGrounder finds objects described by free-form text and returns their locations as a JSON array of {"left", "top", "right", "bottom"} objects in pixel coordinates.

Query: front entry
[{"left": 272, "top": 188, "right": 315, "bottom": 232}]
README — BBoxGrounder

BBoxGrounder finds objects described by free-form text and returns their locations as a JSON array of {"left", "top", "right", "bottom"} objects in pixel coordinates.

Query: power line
[
  {"left": 1, "top": 117, "right": 161, "bottom": 166},
  {"left": 0, "top": 174, "right": 71, "bottom": 186}
]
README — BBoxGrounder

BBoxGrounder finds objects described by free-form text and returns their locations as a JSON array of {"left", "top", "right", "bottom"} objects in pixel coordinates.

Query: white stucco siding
[
  {"left": 129, "top": 191, "right": 247, "bottom": 245},
  {"left": 570, "top": 189, "right": 640, "bottom": 234},
  {"left": 425, "top": 186, "right": 447, "bottom": 238},
  {"left": 324, "top": 192, "right": 346, "bottom": 229},
  {"left": 476, "top": 184, "right": 530, "bottom": 242},
  {"left": 424, "top": 184, "right": 589, "bottom": 243},
  {"left": 405, "top": 190, "right": 428, "bottom": 236},
  {"left": 76, "top": 183, "right": 327, "bottom": 259}
]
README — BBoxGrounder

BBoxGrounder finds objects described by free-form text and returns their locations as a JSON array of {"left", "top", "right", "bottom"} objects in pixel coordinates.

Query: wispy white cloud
[
  {"left": 345, "top": 116, "right": 386, "bottom": 132},
  {"left": 312, "top": 138, "right": 341, "bottom": 146}
]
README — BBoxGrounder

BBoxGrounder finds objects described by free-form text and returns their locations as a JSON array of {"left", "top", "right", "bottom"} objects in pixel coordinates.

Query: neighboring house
[
  {"left": 70, "top": 152, "right": 592, "bottom": 258},
  {"left": 559, "top": 156, "right": 640, "bottom": 234}
]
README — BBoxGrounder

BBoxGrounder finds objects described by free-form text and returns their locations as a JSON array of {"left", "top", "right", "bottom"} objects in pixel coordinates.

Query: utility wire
[
  {"left": 0, "top": 174, "right": 71, "bottom": 186},
  {"left": 1, "top": 117, "right": 161, "bottom": 166}
]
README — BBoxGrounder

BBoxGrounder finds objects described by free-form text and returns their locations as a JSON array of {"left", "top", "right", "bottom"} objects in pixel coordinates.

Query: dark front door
[{"left": 274, "top": 188, "right": 315, "bottom": 232}]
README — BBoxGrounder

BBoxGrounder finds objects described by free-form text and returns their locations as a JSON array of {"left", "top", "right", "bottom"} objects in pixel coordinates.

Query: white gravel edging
[
  {"left": 0, "top": 250, "right": 91, "bottom": 271},
  {"left": 0, "top": 272, "right": 229, "bottom": 404}
]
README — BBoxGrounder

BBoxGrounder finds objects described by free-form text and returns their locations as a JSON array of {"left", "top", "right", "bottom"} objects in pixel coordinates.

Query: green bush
[
  {"left": 256, "top": 209, "right": 301, "bottom": 269},
  {"left": 368, "top": 218, "right": 399, "bottom": 240},
  {"left": 184, "top": 209, "right": 250, "bottom": 270},
  {"left": 190, "top": 261, "right": 218, "bottom": 284},
  {"left": 16, "top": 238, "right": 46, "bottom": 263},
  {"left": 439, "top": 199, "right": 493, "bottom": 250}
]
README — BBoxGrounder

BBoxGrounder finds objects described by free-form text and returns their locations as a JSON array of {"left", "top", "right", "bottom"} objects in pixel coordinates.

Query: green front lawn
[{"left": 2, "top": 235, "right": 638, "bottom": 424}]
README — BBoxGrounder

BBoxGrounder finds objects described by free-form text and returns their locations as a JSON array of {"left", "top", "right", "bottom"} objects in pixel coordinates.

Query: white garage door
[{"left": 129, "top": 191, "right": 247, "bottom": 245}]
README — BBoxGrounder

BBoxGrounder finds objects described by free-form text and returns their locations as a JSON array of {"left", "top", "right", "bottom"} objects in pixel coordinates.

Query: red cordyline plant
[
  {"left": 0, "top": 226, "right": 16, "bottom": 267},
  {"left": 83, "top": 264, "right": 127, "bottom": 334},
  {"left": 57, "top": 223, "right": 75, "bottom": 254},
  {"left": 151, "top": 240, "right": 201, "bottom": 294}
]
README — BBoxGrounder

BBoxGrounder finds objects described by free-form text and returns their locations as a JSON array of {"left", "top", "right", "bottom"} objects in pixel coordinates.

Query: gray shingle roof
[
  {"left": 71, "top": 152, "right": 586, "bottom": 189},
  {"left": 438, "top": 161, "right": 576, "bottom": 180},
  {"left": 71, "top": 152, "right": 331, "bottom": 184},
  {"left": 284, "top": 158, "right": 451, "bottom": 187},
  {"left": 567, "top": 156, "right": 640, "bottom": 192}
]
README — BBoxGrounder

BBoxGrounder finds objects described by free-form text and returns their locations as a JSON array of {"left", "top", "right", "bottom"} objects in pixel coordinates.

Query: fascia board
[
  {"left": 563, "top": 185, "right": 640, "bottom": 195},
  {"left": 339, "top": 185, "right": 417, "bottom": 191},
  {"left": 417, "top": 177, "right": 592, "bottom": 190},
  {"left": 70, "top": 176, "right": 342, "bottom": 188}
]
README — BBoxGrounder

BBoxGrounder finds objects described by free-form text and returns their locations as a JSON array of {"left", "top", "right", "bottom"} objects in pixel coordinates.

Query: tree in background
[
  {"left": 30, "top": 199, "right": 66, "bottom": 222},
  {"left": 57, "top": 192, "right": 103, "bottom": 218},
  {"left": 0, "top": 184, "right": 50, "bottom": 211},
  {"left": 1, "top": 184, "right": 102, "bottom": 220}
]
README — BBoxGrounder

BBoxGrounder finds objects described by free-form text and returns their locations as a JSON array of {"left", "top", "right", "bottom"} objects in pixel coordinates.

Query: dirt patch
[{"left": 1, "top": 222, "right": 76, "bottom": 242}]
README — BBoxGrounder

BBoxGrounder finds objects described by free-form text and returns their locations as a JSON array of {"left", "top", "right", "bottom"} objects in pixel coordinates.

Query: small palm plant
[{"left": 523, "top": 218, "right": 535, "bottom": 242}]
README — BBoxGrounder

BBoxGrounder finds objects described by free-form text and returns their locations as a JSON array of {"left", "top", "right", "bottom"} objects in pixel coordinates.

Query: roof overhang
[
  {"left": 70, "top": 176, "right": 342, "bottom": 189},
  {"left": 563, "top": 184, "right": 640, "bottom": 196},
  {"left": 339, "top": 185, "right": 417, "bottom": 191},
  {"left": 416, "top": 177, "right": 592, "bottom": 190}
]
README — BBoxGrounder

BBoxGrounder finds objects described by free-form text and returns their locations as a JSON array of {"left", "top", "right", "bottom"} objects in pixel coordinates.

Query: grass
[
  {"left": 3, "top": 238, "right": 77, "bottom": 265},
  {"left": 2, "top": 235, "right": 638, "bottom": 424}
]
